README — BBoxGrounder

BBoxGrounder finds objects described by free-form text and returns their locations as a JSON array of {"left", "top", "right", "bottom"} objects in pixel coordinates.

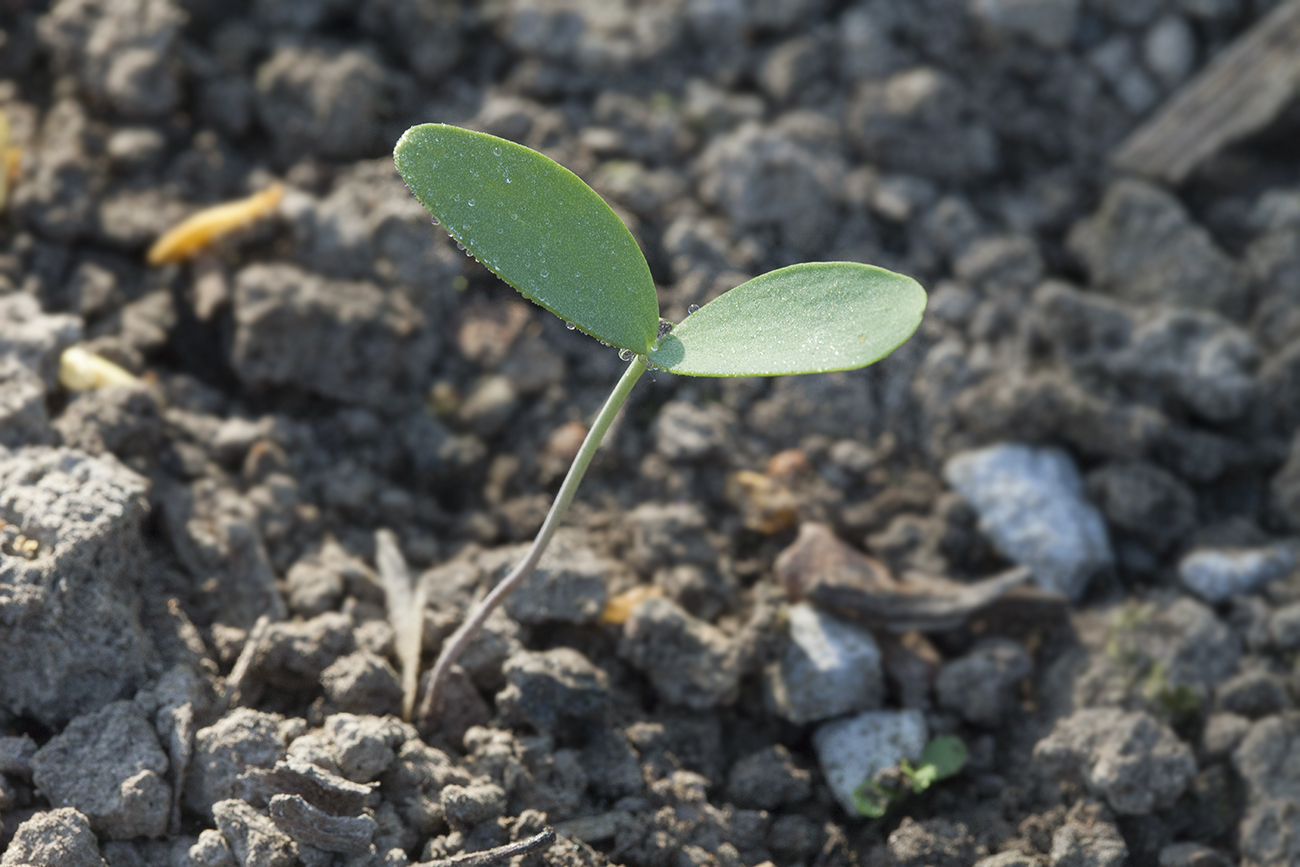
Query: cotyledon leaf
[
  {"left": 394, "top": 123, "right": 660, "bottom": 355},
  {"left": 647, "top": 262, "right": 926, "bottom": 376}
]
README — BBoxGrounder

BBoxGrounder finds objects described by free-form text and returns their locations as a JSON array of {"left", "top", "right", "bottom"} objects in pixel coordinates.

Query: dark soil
[{"left": 3, "top": 1, "right": 1300, "bottom": 866}]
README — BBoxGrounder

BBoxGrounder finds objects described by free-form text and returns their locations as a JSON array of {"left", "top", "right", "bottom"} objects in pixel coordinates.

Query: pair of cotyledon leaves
[{"left": 394, "top": 124, "right": 926, "bottom": 376}]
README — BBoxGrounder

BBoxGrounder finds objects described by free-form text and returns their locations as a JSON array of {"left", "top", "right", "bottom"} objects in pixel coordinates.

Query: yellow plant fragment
[
  {"left": 0, "top": 110, "right": 8, "bottom": 212},
  {"left": 600, "top": 585, "right": 664, "bottom": 625},
  {"left": 59, "top": 346, "right": 138, "bottom": 391},
  {"left": 146, "top": 183, "right": 285, "bottom": 266}
]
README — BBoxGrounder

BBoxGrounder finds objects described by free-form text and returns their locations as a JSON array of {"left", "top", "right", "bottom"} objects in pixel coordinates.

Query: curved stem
[{"left": 420, "top": 356, "right": 646, "bottom": 720}]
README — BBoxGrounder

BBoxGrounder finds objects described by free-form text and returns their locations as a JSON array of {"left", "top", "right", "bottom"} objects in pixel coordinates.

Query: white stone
[
  {"left": 1179, "top": 545, "right": 1296, "bottom": 603},
  {"left": 764, "top": 603, "right": 884, "bottom": 725},
  {"left": 944, "top": 444, "right": 1112, "bottom": 600},
  {"left": 812, "top": 710, "right": 929, "bottom": 813},
  {"left": 1143, "top": 15, "right": 1196, "bottom": 89}
]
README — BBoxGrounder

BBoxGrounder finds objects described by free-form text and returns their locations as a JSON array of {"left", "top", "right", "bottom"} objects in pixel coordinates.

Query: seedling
[
  {"left": 852, "top": 735, "right": 969, "bottom": 819},
  {"left": 394, "top": 124, "right": 926, "bottom": 716}
]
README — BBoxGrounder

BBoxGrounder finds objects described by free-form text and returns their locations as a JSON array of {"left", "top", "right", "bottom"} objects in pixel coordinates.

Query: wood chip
[{"left": 1113, "top": 0, "right": 1300, "bottom": 183}]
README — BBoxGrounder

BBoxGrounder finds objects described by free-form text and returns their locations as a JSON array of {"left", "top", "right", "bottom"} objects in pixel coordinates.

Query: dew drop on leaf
[
  {"left": 493, "top": 146, "right": 501, "bottom": 156},
  {"left": 619, "top": 348, "right": 633, "bottom": 361},
  {"left": 565, "top": 321, "right": 577, "bottom": 331},
  {"left": 540, "top": 269, "right": 549, "bottom": 277},
  {"left": 688, "top": 304, "right": 700, "bottom": 315}
]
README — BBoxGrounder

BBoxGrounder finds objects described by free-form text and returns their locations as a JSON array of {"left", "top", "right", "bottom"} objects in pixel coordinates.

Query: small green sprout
[
  {"left": 852, "top": 735, "right": 969, "bottom": 819},
  {"left": 394, "top": 124, "right": 927, "bottom": 716}
]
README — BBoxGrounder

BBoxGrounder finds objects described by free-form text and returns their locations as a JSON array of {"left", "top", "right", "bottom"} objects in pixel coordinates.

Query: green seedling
[
  {"left": 394, "top": 124, "right": 927, "bottom": 716},
  {"left": 852, "top": 735, "right": 969, "bottom": 819}
]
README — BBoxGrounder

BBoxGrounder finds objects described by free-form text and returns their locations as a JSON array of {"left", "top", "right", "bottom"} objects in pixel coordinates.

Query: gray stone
[
  {"left": 1179, "top": 545, "right": 1296, "bottom": 603},
  {"left": 618, "top": 597, "right": 741, "bottom": 710},
  {"left": 321, "top": 651, "right": 403, "bottom": 717},
  {"left": 38, "top": 0, "right": 184, "bottom": 118},
  {"left": 725, "top": 745, "right": 811, "bottom": 810},
  {"left": 211, "top": 799, "right": 297, "bottom": 867},
  {"left": 936, "top": 638, "right": 1032, "bottom": 727},
  {"left": 0, "top": 447, "right": 153, "bottom": 727},
  {"left": 232, "top": 263, "right": 435, "bottom": 412},
  {"left": 1033, "top": 708, "right": 1196, "bottom": 815},
  {"left": 31, "top": 701, "right": 169, "bottom": 839},
  {"left": 847, "top": 67, "right": 999, "bottom": 183},
  {"left": 812, "top": 709, "right": 928, "bottom": 814},
  {"left": 697, "top": 121, "right": 844, "bottom": 257},
  {"left": 763, "top": 603, "right": 884, "bottom": 725},
  {"left": 944, "top": 444, "right": 1113, "bottom": 600},
  {"left": 186, "top": 709, "right": 289, "bottom": 816},
  {"left": 1067, "top": 179, "right": 1248, "bottom": 319},
  {"left": 255, "top": 45, "right": 388, "bottom": 160},
  {"left": 970, "top": 0, "right": 1079, "bottom": 49},
  {"left": 495, "top": 647, "right": 611, "bottom": 737},
  {"left": 0, "top": 808, "right": 108, "bottom": 867}
]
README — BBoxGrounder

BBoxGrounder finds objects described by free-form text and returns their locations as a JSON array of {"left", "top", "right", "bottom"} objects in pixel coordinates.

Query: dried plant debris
[
  {"left": 776, "top": 522, "right": 1039, "bottom": 632},
  {"left": 146, "top": 183, "right": 284, "bottom": 265},
  {"left": 376, "top": 528, "right": 426, "bottom": 721}
]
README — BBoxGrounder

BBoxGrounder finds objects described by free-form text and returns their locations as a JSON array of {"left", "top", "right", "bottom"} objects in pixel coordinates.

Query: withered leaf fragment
[{"left": 775, "top": 522, "right": 1039, "bottom": 632}]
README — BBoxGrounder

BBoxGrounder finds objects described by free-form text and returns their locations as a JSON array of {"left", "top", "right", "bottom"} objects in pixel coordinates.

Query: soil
[{"left": 2, "top": 1, "right": 1300, "bottom": 866}]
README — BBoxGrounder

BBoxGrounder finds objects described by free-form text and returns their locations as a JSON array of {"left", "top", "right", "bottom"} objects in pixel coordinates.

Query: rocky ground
[{"left": 3, "top": 0, "right": 1300, "bottom": 865}]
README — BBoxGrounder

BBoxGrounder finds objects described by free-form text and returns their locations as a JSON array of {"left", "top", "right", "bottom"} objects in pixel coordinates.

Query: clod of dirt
[
  {"left": 0, "top": 446, "right": 153, "bottom": 727},
  {"left": 1032, "top": 708, "right": 1196, "bottom": 815},
  {"left": 31, "top": 701, "right": 170, "bottom": 839},
  {"left": 0, "top": 807, "right": 108, "bottom": 867}
]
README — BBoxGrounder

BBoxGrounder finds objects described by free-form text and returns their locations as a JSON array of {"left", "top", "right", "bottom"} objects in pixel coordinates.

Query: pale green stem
[{"left": 419, "top": 355, "right": 646, "bottom": 719}]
